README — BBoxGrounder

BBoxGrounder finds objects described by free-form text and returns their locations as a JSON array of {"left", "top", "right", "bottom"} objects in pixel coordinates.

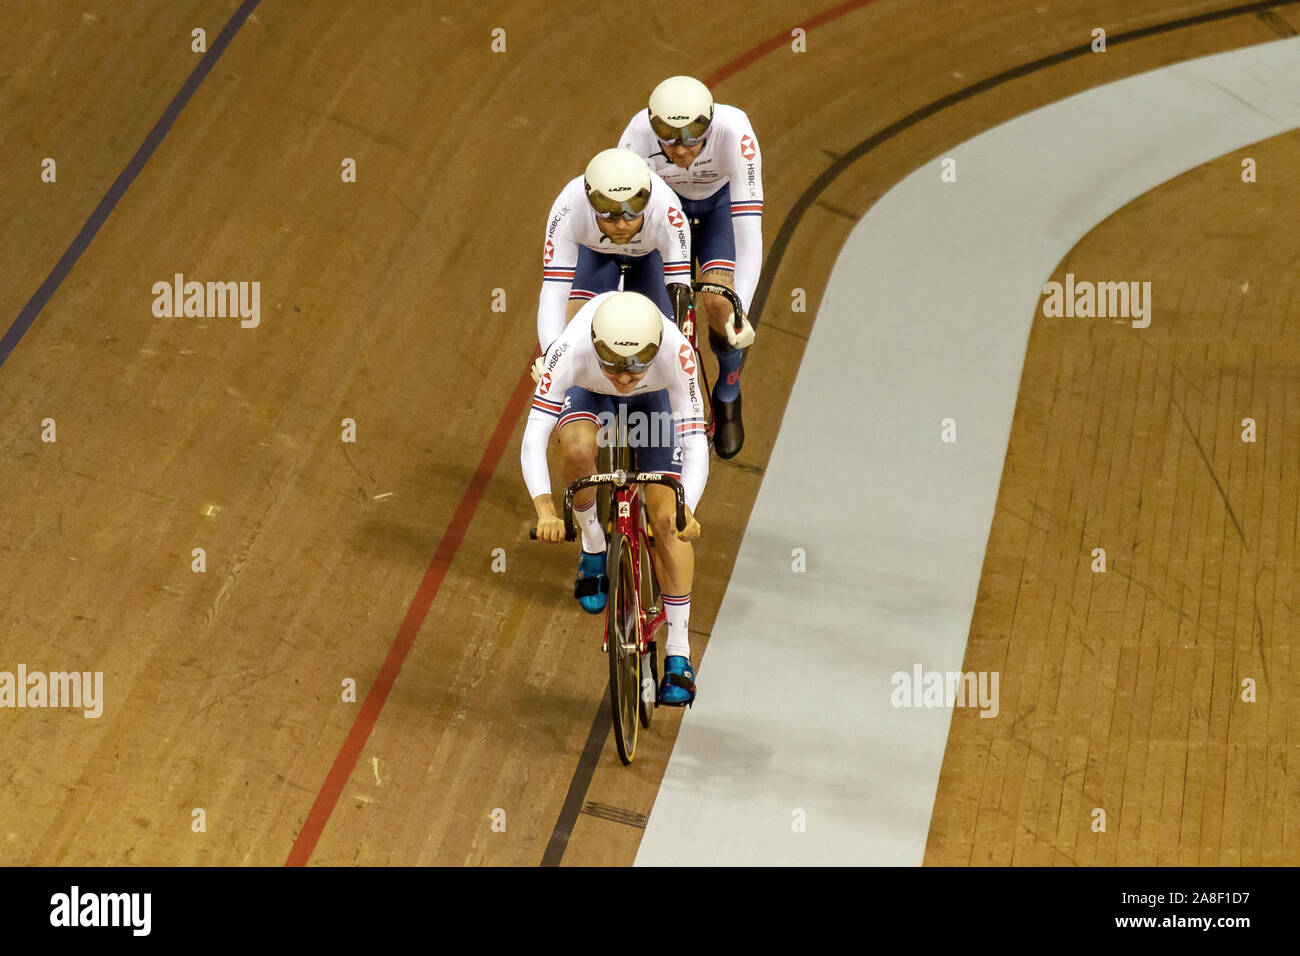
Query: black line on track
[
  {"left": 748, "top": 0, "right": 1299, "bottom": 327},
  {"left": 540, "top": 693, "right": 611, "bottom": 867},
  {"left": 0, "top": 0, "right": 262, "bottom": 370},
  {"left": 543, "top": 0, "right": 1297, "bottom": 866}
]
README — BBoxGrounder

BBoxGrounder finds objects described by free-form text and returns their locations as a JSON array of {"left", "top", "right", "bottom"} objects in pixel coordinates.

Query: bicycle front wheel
[{"left": 606, "top": 531, "right": 640, "bottom": 765}]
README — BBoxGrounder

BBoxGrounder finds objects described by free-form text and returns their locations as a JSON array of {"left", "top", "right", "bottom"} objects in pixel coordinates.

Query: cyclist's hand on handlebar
[
  {"left": 530, "top": 355, "right": 545, "bottom": 384},
  {"left": 676, "top": 507, "right": 701, "bottom": 542},
  {"left": 726, "top": 314, "right": 756, "bottom": 350},
  {"left": 534, "top": 514, "right": 566, "bottom": 543}
]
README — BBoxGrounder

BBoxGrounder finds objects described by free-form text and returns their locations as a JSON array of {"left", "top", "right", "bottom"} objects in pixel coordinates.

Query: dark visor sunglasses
[
  {"left": 650, "top": 113, "right": 712, "bottom": 146},
  {"left": 587, "top": 185, "right": 651, "bottom": 220},
  {"left": 593, "top": 338, "right": 659, "bottom": 374}
]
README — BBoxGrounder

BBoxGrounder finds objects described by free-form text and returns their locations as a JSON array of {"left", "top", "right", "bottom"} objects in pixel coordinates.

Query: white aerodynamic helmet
[
  {"left": 584, "top": 148, "right": 653, "bottom": 220},
  {"left": 648, "top": 75, "right": 714, "bottom": 145},
  {"left": 591, "top": 292, "right": 664, "bottom": 373}
]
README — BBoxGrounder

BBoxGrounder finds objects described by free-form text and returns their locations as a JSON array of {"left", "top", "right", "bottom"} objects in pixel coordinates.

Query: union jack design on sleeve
[
  {"left": 531, "top": 395, "right": 564, "bottom": 417},
  {"left": 531, "top": 368, "right": 563, "bottom": 417},
  {"left": 676, "top": 417, "right": 708, "bottom": 438}
]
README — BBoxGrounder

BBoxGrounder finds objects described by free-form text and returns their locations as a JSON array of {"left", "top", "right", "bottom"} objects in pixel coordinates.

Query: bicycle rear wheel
[{"left": 606, "top": 531, "right": 640, "bottom": 765}]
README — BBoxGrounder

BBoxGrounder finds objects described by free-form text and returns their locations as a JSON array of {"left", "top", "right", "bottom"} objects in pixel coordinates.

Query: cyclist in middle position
[{"left": 535, "top": 147, "right": 692, "bottom": 362}]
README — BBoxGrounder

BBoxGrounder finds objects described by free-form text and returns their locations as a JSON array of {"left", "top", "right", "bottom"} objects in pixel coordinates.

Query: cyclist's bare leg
[
  {"left": 645, "top": 481, "right": 697, "bottom": 690},
  {"left": 697, "top": 267, "right": 737, "bottom": 335},
  {"left": 644, "top": 483, "right": 693, "bottom": 598},
  {"left": 558, "top": 420, "right": 605, "bottom": 554},
  {"left": 558, "top": 419, "right": 598, "bottom": 508}
]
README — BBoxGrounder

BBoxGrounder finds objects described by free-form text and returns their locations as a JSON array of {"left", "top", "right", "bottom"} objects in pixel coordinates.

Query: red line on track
[
  {"left": 705, "top": 0, "right": 875, "bottom": 88},
  {"left": 285, "top": 368, "right": 536, "bottom": 866},
  {"left": 285, "top": 0, "right": 874, "bottom": 866}
]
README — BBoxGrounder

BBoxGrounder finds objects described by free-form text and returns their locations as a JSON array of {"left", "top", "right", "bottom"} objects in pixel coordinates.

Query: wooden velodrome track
[{"left": 2, "top": 0, "right": 1297, "bottom": 866}]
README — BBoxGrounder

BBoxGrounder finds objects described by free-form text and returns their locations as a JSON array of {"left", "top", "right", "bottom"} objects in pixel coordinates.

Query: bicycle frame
[
  {"left": 556, "top": 465, "right": 685, "bottom": 764},
  {"left": 560, "top": 469, "right": 683, "bottom": 636},
  {"left": 559, "top": 469, "right": 687, "bottom": 655},
  {"left": 607, "top": 472, "right": 673, "bottom": 654}
]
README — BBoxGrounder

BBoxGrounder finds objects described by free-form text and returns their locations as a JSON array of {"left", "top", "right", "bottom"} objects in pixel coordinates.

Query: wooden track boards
[{"left": 1, "top": 0, "right": 1295, "bottom": 866}]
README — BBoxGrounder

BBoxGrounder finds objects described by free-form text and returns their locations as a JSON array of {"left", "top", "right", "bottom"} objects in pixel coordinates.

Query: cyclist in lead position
[
  {"left": 619, "top": 75, "right": 761, "bottom": 459},
  {"left": 524, "top": 291, "right": 706, "bottom": 706}
]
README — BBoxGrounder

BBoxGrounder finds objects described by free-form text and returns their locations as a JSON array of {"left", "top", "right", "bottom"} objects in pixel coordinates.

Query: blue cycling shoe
[
  {"left": 659, "top": 655, "right": 696, "bottom": 707},
  {"left": 573, "top": 549, "right": 608, "bottom": 614}
]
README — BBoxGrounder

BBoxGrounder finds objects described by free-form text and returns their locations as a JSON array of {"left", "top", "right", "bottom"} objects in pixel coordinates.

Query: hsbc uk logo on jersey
[
  {"left": 543, "top": 239, "right": 555, "bottom": 265},
  {"left": 667, "top": 207, "right": 685, "bottom": 230},
  {"left": 678, "top": 344, "right": 696, "bottom": 375},
  {"left": 740, "top": 135, "right": 756, "bottom": 161}
]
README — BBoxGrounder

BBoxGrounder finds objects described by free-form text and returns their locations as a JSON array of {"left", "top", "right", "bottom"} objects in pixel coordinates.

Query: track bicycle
[{"left": 532, "top": 430, "right": 688, "bottom": 765}]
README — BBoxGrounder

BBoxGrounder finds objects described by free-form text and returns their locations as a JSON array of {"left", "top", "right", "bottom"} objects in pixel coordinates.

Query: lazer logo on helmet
[{"left": 613, "top": 340, "right": 640, "bottom": 346}]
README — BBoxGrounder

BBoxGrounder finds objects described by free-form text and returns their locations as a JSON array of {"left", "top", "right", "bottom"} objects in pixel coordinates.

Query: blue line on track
[{"left": 0, "top": 0, "right": 262, "bottom": 370}]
